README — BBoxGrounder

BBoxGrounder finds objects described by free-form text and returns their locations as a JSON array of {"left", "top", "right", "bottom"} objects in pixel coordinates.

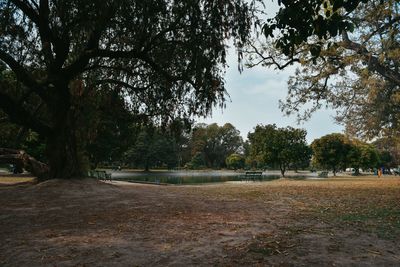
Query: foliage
[
  {"left": 311, "top": 133, "right": 350, "bottom": 175},
  {"left": 0, "top": 116, "right": 21, "bottom": 149},
  {"left": 251, "top": 0, "right": 399, "bottom": 139},
  {"left": 374, "top": 136, "right": 400, "bottom": 168},
  {"left": 123, "top": 126, "right": 178, "bottom": 171},
  {"left": 263, "top": 0, "right": 367, "bottom": 56},
  {"left": 312, "top": 133, "right": 380, "bottom": 174},
  {"left": 190, "top": 123, "right": 243, "bottom": 168},
  {"left": 0, "top": 0, "right": 258, "bottom": 178},
  {"left": 0, "top": 111, "right": 46, "bottom": 162},
  {"left": 186, "top": 152, "right": 206, "bottom": 170},
  {"left": 86, "top": 92, "right": 138, "bottom": 168},
  {"left": 347, "top": 140, "right": 380, "bottom": 174},
  {"left": 225, "top": 153, "right": 245, "bottom": 170},
  {"left": 247, "top": 124, "right": 310, "bottom": 176}
]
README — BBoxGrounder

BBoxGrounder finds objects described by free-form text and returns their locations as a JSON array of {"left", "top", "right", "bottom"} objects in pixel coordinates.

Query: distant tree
[
  {"left": 291, "top": 145, "right": 313, "bottom": 172},
  {"left": 186, "top": 152, "right": 206, "bottom": 170},
  {"left": 124, "top": 127, "right": 178, "bottom": 171},
  {"left": 374, "top": 137, "right": 400, "bottom": 168},
  {"left": 359, "top": 144, "right": 380, "bottom": 172},
  {"left": 248, "top": 124, "right": 310, "bottom": 177},
  {"left": 311, "top": 133, "right": 350, "bottom": 176},
  {"left": 347, "top": 140, "right": 379, "bottom": 175},
  {"left": 247, "top": 124, "right": 274, "bottom": 168},
  {"left": 168, "top": 119, "right": 193, "bottom": 168},
  {"left": 378, "top": 151, "right": 394, "bottom": 170},
  {"left": 190, "top": 123, "right": 243, "bottom": 168},
  {"left": 87, "top": 92, "right": 138, "bottom": 168},
  {"left": 226, "top": 153, "right": 245, "bottom": 170}
]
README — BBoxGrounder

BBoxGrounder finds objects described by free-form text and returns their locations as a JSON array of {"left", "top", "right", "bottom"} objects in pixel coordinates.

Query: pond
[{"left": 110, "top": 170, "right": 314, "bottom": 185}]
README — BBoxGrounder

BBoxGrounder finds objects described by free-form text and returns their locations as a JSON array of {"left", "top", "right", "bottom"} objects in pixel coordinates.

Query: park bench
[
  {"left": 242, "top": 171, "right": 263, "bottom": 182},
  {"left": 318, "top": 171, "right": 328, "bottom": 178},
  {"left": 87, "top": 170, "right": 112, "bottom": 181}
]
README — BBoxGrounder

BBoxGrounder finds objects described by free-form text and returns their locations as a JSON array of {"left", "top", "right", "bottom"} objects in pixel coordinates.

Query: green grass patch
[{"left": 329, "top": 207, "right": 400, "bottom": 239}]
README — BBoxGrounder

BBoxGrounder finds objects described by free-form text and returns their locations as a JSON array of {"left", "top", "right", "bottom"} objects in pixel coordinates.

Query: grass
[
  {"left": 337, "top": 207, "right": 400, "bottom": 239},
  {"left": 299, "top": 177, "right": 400, "bottom": 239},
  {"left": 188, "top": 175, "right": 400, "bottom": 240}
]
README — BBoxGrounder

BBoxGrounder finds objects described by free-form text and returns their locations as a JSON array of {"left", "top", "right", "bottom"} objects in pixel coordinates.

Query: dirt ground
[{"left": 1, "top": 176, "right": 400, "bottom": 266}]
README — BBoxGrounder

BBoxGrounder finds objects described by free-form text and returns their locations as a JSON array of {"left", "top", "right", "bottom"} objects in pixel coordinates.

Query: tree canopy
[
  {"left": 311, "top": 133, "right": 350, "bottom": 175},
  {"left": 190, "top": 123, "right": 243, "bottom": 168},
  {"left": 0, "top": 0, "right": 258, "bottom": 179},
  {"left": 247, "top": 124, "right": 310, "bottom": 176},
  {"left": 311, "top": 133, "right": 381, "bottom": 175},
  {"left": 347, "top": 139, "right": 380, "bottom": 175},
  {"left": 250, "top": 0, "right": 399, "bottom": 140},
  {"left": 225, "top": 153, "right": 245, "bottom": 170}
]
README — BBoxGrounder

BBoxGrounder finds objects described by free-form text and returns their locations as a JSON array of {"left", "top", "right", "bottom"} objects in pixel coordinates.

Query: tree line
[{"left": 2, "top": 116, "right": 398, "bottom": 176}]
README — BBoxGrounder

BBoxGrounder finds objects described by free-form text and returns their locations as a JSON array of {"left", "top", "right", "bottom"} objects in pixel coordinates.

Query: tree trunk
[
  {"left": 44, "top": 82, "right": 89, "bottom": 179},
  {"left": 0, "top": 148, "right": 49, "bottom": 180},
  {"left": 45, "top": 126, "right": 86, "bottom": 179},
  {"left": 280, "top": 164, "right": 286, "bottom": 177}
]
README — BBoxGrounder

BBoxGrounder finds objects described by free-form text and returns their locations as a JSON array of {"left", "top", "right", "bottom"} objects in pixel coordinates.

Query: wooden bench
[
  {"left": 318, "top": 171, "right": 328, "bottom": 178},
  {"left": 242, "top": 171, "right": 263, "bottom": 182},
  {"left": 87, "top": 170, "right": 112, "bottom": 181}
]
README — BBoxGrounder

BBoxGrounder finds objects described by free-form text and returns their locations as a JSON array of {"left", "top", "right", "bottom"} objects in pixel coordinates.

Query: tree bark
[
  {"left": 41, "top": 80, "right": 89, "bottom": 179},
  {"left": 0, "top": 148, "right": 49, "bottom": 180},
  {"left": 45, "top": 123, "right": 86, "bottom": 179},
  {"left": 280, "top": 164, "right": 286, "bottom": 177},
  {"left": 144, "top": 162, "right": 150, "bottom": 172}
]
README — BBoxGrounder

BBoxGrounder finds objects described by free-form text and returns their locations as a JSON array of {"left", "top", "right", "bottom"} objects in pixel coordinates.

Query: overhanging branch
[
  {"left": 340, "top": 31, "right": 400, "bottom": 86},
  {"left": 247, "top": 44, "right": 300, "bottom": 70},
  {"left": 0, "top": 90, "right": 52, "bottom": 136},
  {"left": 0, "top": 50, "right": 46, "bottom": 100},
  {"left": 10, "top": 0, "right": 40, "bottom": 24}
]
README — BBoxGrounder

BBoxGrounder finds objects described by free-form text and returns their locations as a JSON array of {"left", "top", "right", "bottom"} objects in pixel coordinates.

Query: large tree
[
  {"left": 248, "top": 124, "right": 310, "bottom": 177},
  {"left": 190, "top": 123, "right": 243, "bottom": 168},
  {"left": 123, "top": 125, "right": 179, "bottom": 171},
  {"left": 250, "top": 0, "right": 399, "bottom": 139},
  {"left": 374, "top": 136, "right": 400, "bottom": 168},
  {"left": 311, "top": 133, "right": 351, "bottom": 175},
  {"left": 0, "top": 0, "right": 258, "bottom": 179},
  {"left": 346, "top": 139, "right": 380, "bottom": 175}
]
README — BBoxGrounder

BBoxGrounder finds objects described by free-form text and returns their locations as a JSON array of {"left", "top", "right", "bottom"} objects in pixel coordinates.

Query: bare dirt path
[{"left": 0, "top": 177, "right": 399, "bottom": 266}]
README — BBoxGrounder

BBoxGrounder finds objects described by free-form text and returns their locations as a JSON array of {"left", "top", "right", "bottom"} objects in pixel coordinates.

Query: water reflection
[{"left": 111, "top": 170, "right": 313, "bottom": 185}]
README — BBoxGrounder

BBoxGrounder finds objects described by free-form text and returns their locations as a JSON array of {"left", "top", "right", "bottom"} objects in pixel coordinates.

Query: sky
[{"left": 197, "top": 1, "right": 344, "bottom": 144}]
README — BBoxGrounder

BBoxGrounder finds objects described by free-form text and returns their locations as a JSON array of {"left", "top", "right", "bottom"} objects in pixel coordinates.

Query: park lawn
[{"left": 0, "top": 176, "right": 399, "bottom": 266}]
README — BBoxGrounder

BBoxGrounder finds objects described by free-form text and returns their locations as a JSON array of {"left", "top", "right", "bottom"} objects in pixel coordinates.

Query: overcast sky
[{"left": 197, "top": 1, "right": 344, "bottom": 143}]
